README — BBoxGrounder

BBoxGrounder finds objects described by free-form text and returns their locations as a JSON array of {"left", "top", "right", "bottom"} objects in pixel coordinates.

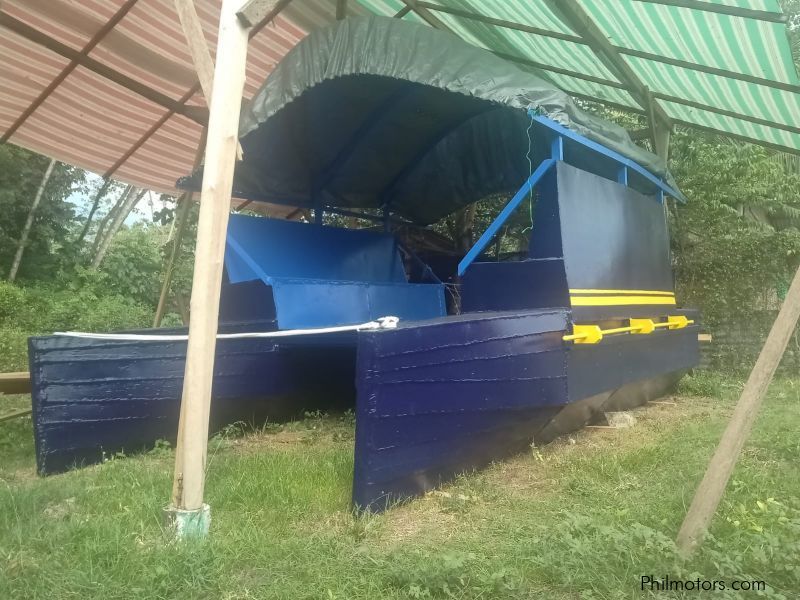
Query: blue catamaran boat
[{"left": 29, "top": 17, "right": 699, "bottom": 511}]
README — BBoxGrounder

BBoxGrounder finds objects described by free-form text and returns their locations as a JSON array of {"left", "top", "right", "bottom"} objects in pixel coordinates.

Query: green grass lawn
[{"left": 1, "top": 373, "right": 799, "bottom": 599}]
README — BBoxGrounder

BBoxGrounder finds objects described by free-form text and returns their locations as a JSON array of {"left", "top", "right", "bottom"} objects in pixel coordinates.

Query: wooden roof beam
[
  {"left": 633, "top": 0, "right": 787, "bottom": 23},
  {"left": 398, "top": 0, "right": 456, "bottom": 33},
  {"left": 173, "top": 0, "right": 243, "bottom": 158},
  {"left": 103, "top": 84, "right": 202, "bottom": 180},
  {"left": 336, "top": 0, "right": 348, "bottom": 21},
  {"left": 1, "top": 0, "right": 141, "bottom": 144},
  {"left": 619, "top": 46, "right": 800, "bottom": 94},
  {"left": 247, "top": 0, "right": 296, "bottom": 35},
  {"left": 492, "top": 51, "right": 629, "bottom": 89},
  {"left": 402, "top": 1, "right": 799, "bottom": 152},
  {"left": 237, "top": 0, "right": 296, "bottom": 28},
  {"left": 174, "top": 0, "right": 215, "bottom": 104},
  {"left": 108, "top": 0, "right": 291, "bottom": 196},
  {"left": 547, "top": 1, "right": 672, "bottom": 128},
  {"left": 0, "top": 12, "right": 208, "bottom": 126},
  {"left": 415, "top": 1, "right": 582, "bottom": 43}
]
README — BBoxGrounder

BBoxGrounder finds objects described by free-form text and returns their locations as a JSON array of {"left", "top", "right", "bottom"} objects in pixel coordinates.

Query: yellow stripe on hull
[
  {"left": 569, "top": 288, "right": 675, "bottom": 297},
  {"left": 570, "top": 295, "right": 677, "bottom": 306}
]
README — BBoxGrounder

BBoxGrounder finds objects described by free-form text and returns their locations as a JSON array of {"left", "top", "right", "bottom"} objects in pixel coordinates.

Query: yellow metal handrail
[{"left": 563, "top": 315, "right": 694, "bottom": 344}]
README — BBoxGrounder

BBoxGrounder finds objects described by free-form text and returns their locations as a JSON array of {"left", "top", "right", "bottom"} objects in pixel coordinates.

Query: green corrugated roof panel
[
  {"left": 583, "top": 0, "right": 797, "bottom": 84},
  {"left": 432, "top": 11, "right": 621, "bottom": 80},
  {"left": 628, "top": 57, "right": 798, "bottom": 128},
  {"left": 660, "top": 99, "right": 800, "bottom": 149},
  {"left": 531, "top": 71, "right": 640, "bottom": 108},
  {"left": 354, "top": 0, "right": 799, "bottom": 154}
]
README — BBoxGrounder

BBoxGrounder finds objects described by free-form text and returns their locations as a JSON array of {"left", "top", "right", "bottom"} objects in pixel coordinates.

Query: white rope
[{"left": 54, "top": 316, "right": 400, "bottom": 341}]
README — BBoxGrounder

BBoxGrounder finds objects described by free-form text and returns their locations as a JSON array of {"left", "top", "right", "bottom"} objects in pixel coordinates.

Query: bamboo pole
[
  {"left": 166, "top": 0, "right": 250, "bottom": 538},
  {"left": 153, "top": 127, "right": 208, "bottom": 328},
  {"left": 676, "top": 263, "right": 800, "bottom": 556},
  {"left": 8, "top": 159, "right": 56, "bottom": 282},
  {"left": 153, "top": 192, "right": 193, "bottom": 327}
]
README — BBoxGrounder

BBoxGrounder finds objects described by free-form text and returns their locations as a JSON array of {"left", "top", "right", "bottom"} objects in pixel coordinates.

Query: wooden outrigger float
[{"left": 28, "top": 16, "right": 699, "bottom": 511}]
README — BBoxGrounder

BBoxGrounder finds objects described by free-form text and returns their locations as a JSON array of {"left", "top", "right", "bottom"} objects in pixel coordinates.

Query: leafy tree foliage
[
  {"left": 668, "top": 131, "right": 800, "bottom": 328},
  {"left": 72, "top": 225, "right": 168, "bottom": 307},
  {"left": 0, "top": 145, "right": 85, "bottom": 279}
]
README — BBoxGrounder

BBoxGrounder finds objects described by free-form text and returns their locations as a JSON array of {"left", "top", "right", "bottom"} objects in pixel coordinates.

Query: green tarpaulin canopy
[{"left": 181, "top": 16, "right": 681, "bottom": 224}]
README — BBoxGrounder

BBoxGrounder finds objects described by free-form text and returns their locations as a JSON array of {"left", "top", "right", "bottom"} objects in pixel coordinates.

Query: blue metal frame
[
  {"left": 551, "top": 134, "right": 564, "bottom": 161},
  {"left": 458, "top": 158, "right": 556, "bottom": 276},
  {"left": 530, "top": 112, "right": 681, "bottom": 200},
  {"left": 457, "top": 112, "right": 682, "bottom": 276}
]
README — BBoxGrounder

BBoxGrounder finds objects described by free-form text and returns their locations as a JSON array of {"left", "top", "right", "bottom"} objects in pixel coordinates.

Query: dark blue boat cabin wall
[{"left": 27, "top": 16, "right": 699, "bottom": 513}]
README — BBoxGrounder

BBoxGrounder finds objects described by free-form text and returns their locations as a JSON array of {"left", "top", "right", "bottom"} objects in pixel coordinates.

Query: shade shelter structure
[
  {"left": 1, "top": 0, "right": 799, "bottom": 546},
  {"left": 2, "top": 0, "right": 800, "bottom": 187}
]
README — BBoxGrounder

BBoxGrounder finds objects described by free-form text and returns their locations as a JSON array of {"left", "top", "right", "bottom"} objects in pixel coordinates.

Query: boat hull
[
  {"left": 352, "top": 309, "right": 699, "bottom": 510},
  {"left": 29, "top": 309, "right": 699, "bottom": 511},
  {"left": 28, "top": 333, "right": 355, "bottom": 474}
]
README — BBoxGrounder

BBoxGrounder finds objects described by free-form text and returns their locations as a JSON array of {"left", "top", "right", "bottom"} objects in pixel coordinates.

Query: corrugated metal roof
[
  {"left": 0, "top": 0, "right": 346, "bottom": 198},
  {"left": 0, "top": 0, "right": 798, "bottom": 201}
]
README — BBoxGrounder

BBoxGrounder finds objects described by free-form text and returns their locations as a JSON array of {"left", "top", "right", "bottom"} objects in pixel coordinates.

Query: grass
[{"left": 1, "top": 373, "right": 799, "bottom": 599}]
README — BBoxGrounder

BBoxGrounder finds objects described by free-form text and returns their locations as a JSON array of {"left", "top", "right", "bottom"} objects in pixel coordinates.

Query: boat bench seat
[{"left": 222, "top": 214, "right": 446, "bottom": 329}]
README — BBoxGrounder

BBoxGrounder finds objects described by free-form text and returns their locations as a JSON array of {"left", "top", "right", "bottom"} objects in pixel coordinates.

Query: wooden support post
[
  {"left": 153, "top": 192, "right": 192, "bottom": 328},
  {"left": 9, "top": 159, "right": 55, "bottom": 282},
  {"left": 336, "top": 0, "right": 347, "bottom": 20},
  {"left": 167, "top": 0, "right": 250, "bottom": 539},
  {"left": 154, "top": 126, "right": 208, "bottom": 329},
  {"left": 675, "top": 263, "right": 800, "bottom": 556}
]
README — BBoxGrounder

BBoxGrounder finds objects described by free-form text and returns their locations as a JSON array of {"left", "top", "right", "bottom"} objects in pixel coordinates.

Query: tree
[
  {"left": 0, "top": 145, "right": 84, "bottom": 280},
  {"left": 91, "top": 186, "right": 146, "bottom": 268},
  {"left": 8, "top": 158, "right": 56, "bottom": 282}
]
